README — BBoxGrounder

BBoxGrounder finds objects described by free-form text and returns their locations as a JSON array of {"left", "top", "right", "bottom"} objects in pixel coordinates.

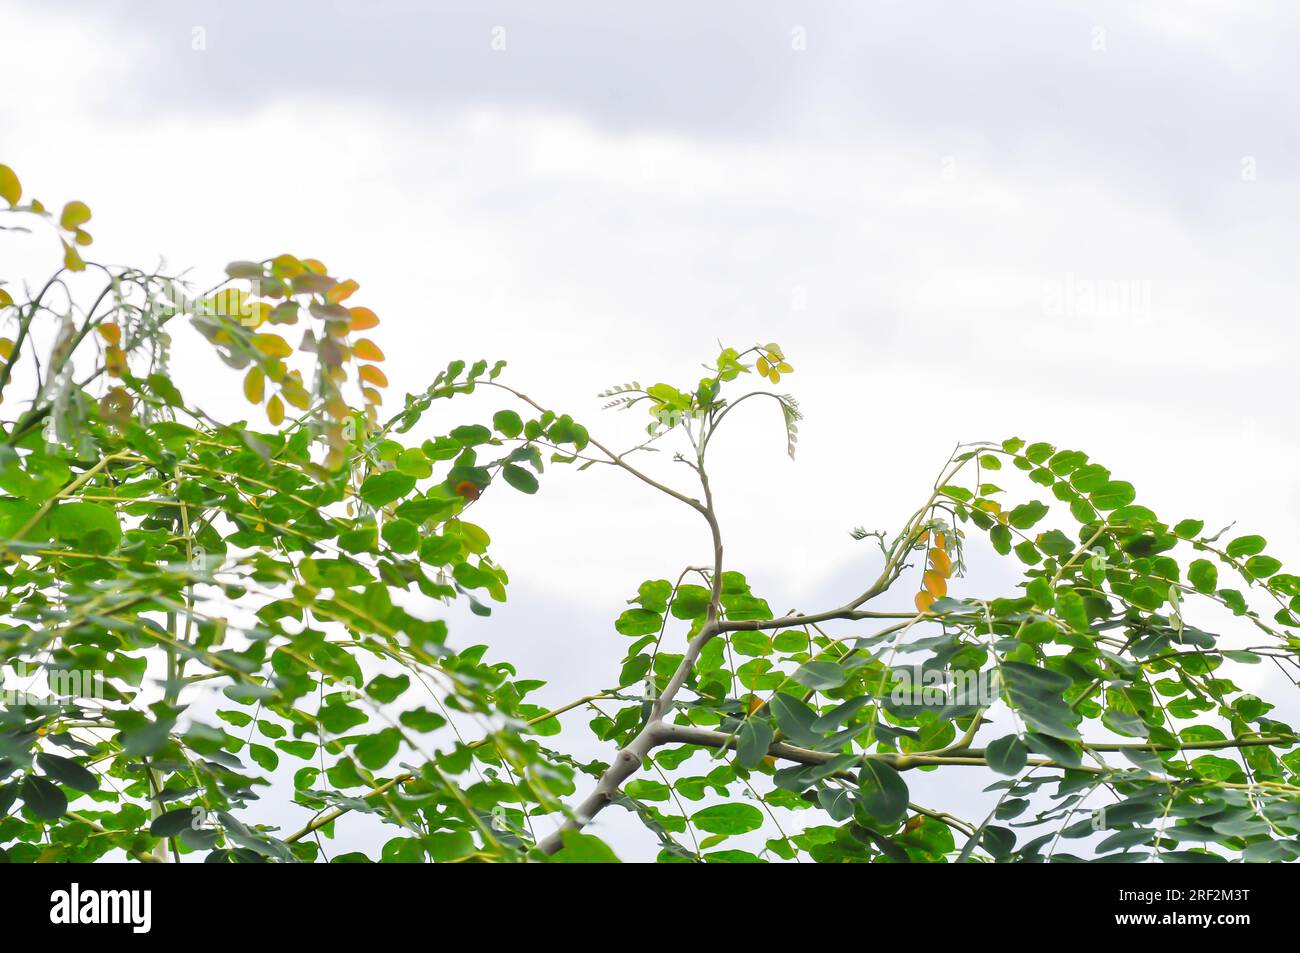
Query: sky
[{"left": 3, "top": 0, "right": 1299, "bottom": 859}]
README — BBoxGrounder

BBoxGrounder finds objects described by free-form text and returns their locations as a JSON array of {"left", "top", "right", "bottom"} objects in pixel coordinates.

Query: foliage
[{"left": 3, "top": 164, "right": 1299, "bottom": 863}]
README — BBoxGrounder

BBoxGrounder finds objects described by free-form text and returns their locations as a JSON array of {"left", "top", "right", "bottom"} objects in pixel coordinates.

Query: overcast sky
[{"left": 4, "top": 0, "right": 1298, "bottom": 858}]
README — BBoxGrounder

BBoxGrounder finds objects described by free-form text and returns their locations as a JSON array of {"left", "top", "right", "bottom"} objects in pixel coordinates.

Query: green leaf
[
  {"left": 791, "top": 660, "right": 847, "bottom": 691},
  {"left": 395, "top": 448, "right": 432, "bottom": 478},
  {"left": 691, "top": 803, "right": 763, "bottom": 835},
  {"left": 366, "top": 673, "right": 410, "bottom": 703},
  {"left": 1000, "top": 661, "right": 1080, "bottom": 740},
  {"left": 736, "top": 718, "right": 774, "bottom": 769},
  {"left": 985, "top": 735, "right": 1028, "bottom": 775},
  {"left": 492, "top": 410, "right": 523, "bottom": 438},
  {"left": 614, "top": 607, "right": 662, "bottom": 636},
  {"left": 19, "top": 775, "right": 67, "bottom": 820},
  {"left": 427, "top": 830, "right": 475, "bottom": 862},
  {"left": 551, "top": 830, "right": 621, "bottom": 862},
  {"left": 381, "top": 518, "right": 419, "bottom": 553},
  {"left": 35, "top": 753, "right": 99, "bottom": 793},
  {"left": 1245, "top": 555, "right": 1281, "bottom": 579},
  {"left": 1226, "top": 535, "right": 1266, "bottom": 558},
  {"left": 50, "top": 501, "right": 121, "bottom": 552},
  {"left": 1188, "top": 559, "right": 1218, "bottom": 594},
  {"left": 450, "top": 424, "right": 492, "bottom": 446},
  {"left": 1008, "top": 501, "right": 1048, "bottom": 529},
  {"left": 502, "top": 464, "right": 539, "bottom": 494},
  {"left": 670, "top": 585, "right": 712, "bottom": 619},
  {"left": 150, "top": 807, "right": 197, "bottom": 837},
  {"left": 1092, "top": 481, "right": 1136, "bottom": 510},
  {"left": 768, "top": 693, "right": 821, "bottom": 747},
  {"left": 360, "top": 471, "right": 416, "bottom": 507},
  {"left": 355, "top": 728, "right": 401, "bottom": 770},
  {"left": 857, "top": 760, "right": 908, "bottom": 825}
]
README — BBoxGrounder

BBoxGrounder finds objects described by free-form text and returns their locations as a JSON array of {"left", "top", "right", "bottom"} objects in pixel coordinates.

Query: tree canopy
[{"left": 2, "top": 164, "right": 1299, "bottom": 863}]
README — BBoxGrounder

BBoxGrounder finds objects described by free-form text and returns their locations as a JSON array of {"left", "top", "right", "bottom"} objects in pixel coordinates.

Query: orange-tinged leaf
[
  {"left": 362, "top": 386, "right": 383, "bottom": 405},
  {"left": 454, "top": 480, "right": 480, "bottom": 501},
  {"left": 923, "top": 570, "right": 947, "bottom": 599},
  {"left": 105, "top": 345, "right": 126, "bottom": 377},
  {"left": 903, "top": 814, "right": 925, "bottom": 834},
  {"left": 933, "top": 533, "right": 947, "bottom": 549},
  {"left": 266, "top": 394, "right": 285, "bottom": 426},
  {"left": 353, "top": 338, "right": 385, "bottom": 362},
  {"left": 929, "top": 547, "right": 952, "bottom": 577},
  {"left": 244, "top": 366, "right": 265, "bottom": 403},
  {"left": 914, "top": 590, "right": 936, "bottom": 613},
  {"left": 746, "top": 695, "right": 764, "bottom": 716},
  {"left": 59, "top": 200, "right": 91, "bottom": 231},
  {"left": 253, "top": 333, "right": 293, "bottom": 358},
  {"left": 301, "top": 258, "right": 327, "bottom": 275},
  {"left": 0, "top": 164, "right": 20, "bottom": 206},
  {"left": 358, "top": 364, "right": 388, "bottom": 388},
  {"left": 97, "top": 322, "right": 121, "bottom": 346},
  {"left": 348, "top": 306, "right": 379, "bottom": 331},
  {"left": 325, "top": 279, "right": 359, "bottom": 304}
]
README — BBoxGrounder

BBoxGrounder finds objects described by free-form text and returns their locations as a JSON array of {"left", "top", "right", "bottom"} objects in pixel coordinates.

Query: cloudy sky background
[{"left": 4, "top": 0, "right": 1299, "bottom": 858}]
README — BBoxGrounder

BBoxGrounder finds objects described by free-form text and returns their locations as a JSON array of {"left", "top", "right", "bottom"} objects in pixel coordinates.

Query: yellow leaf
[
  {"left": 62, "top": 241, "right": 85, "bottom": 272},
  {"left": 325, "top": 279, "right": 359, "bottom": 304},
  {"left": 933, "top": 532, "right": 947, "bottom": 550},
  {"left": 353, "top": 338, "right": 385, "bottom": 362},
  {"left": 97, "top": 322, "right": 121, "bottom": 346},
  {"left": 253, "top": 333, "right": 293, "bottom": 358},
  {"left": 777, "top": 362, "right": 793, "bottom": 373},
  {"left": 348, "top": 306, "right": 379, "bottom": 331},
  {"left": 0, "top": 164, "right": 21, "bottom": 206},
  {"left": 757, "top": 356, "right": 770, "bottom": 376},
  {"left": 358, "top": 364, "right": 388, "bottom": 388},
  {"left": 923, "top": 570, "right": 948, "bottom": 599},
  {"left": 0, "top": 289, "right": 12, "bottom": 308},
  {"left": 270, "top": 254, "right": 306, "bottom": 279},
  {"left": 0, "top": 338, "right": 13, "bottom": 361},
  {"left": 74, "top": 228, "right": 92, "bottom": 246},
  {"left": 242, "top": 301, "right": 270, "bottom": 329},
  {"left": 282, "top": 382, "right": 311, "bottom": 410},
  {"left": 266, "top": 394, "right": 285, "bottom": 426},
  {"left": 105, "top": 345, "right": 126, "bottom": 377},
  {"left": 914, "top": 590, "right": 936, "bottom": 613},
  {"left": 59, "top": 200, "right": 91, "bottom": 231},
  {"left": 929, "top": 547, "right": 952, "bottom": 577},
  {"left": 244, "top": 366, "right": 265, "bottom": 403},
  {"left": 362, "top": 386, "right": 383, "bottom": 405},
  {"left": 301, "top": 258, "right": 327, "bottom": 275}
]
